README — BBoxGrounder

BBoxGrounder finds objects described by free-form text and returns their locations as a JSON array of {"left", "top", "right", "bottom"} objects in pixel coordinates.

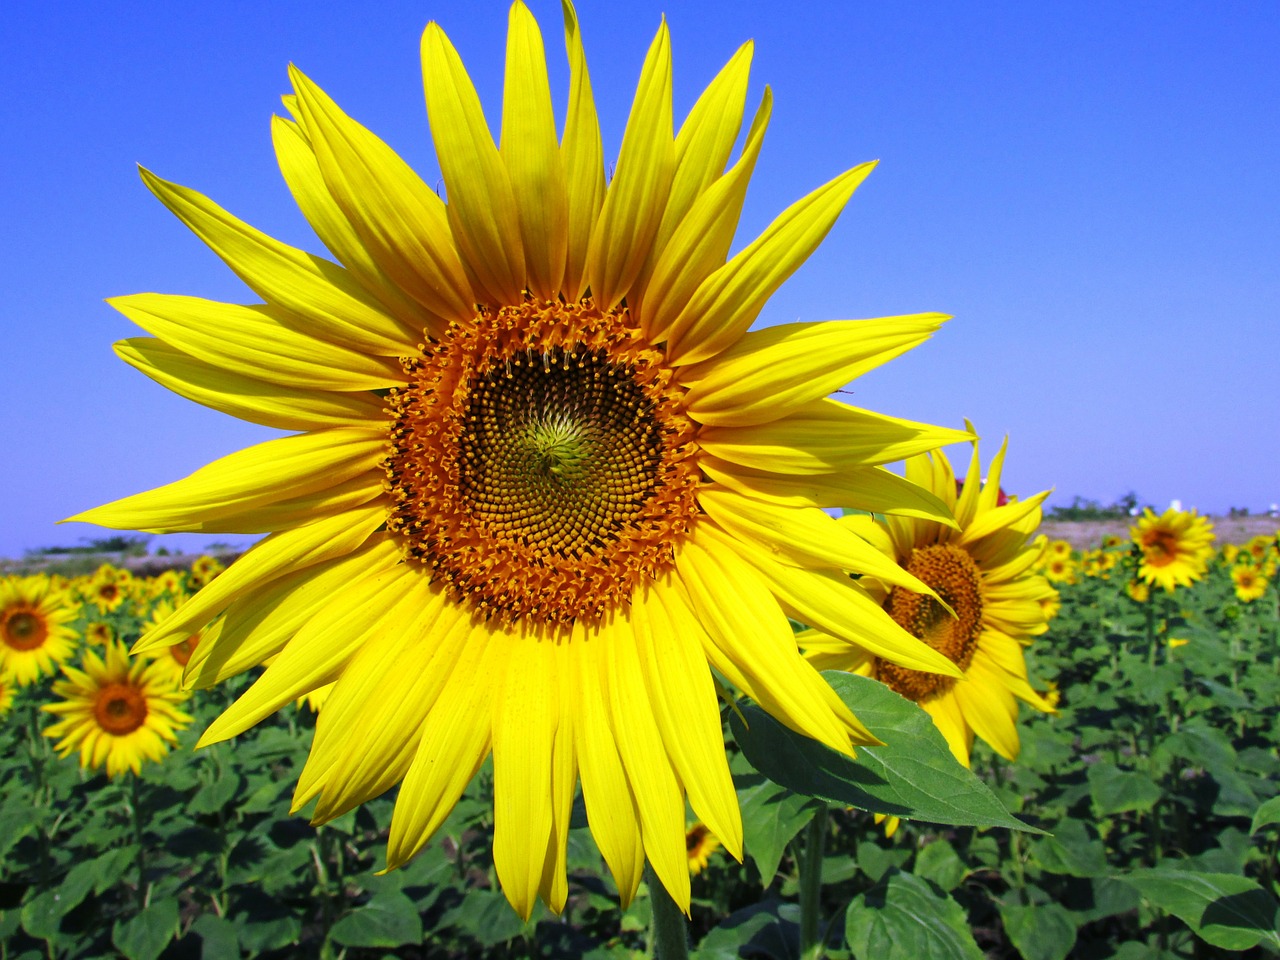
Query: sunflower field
[{"left": 2, "top": 523, "right": 1278, "bottom": 959}]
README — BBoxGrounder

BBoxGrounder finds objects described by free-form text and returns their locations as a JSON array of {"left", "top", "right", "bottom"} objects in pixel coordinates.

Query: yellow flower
[
  {"left": 42, "top": 642, "right": 193, "bottom": 778},
  {"left": 0, "top": 672, "right": 14, "bottom": 717},
  {"left": 1231, "top": 565, "right": 1268, "bottom": 603},
  {"left": 1125, "top": 579, "right": 1150, "bottom": 604},
  {"left": 1131, "top": 508, "right": 1215, "bottom": 592},
  {"left": 0, "top": 576, "right": 79, "bottom": 686},
  {"left": 188, "top": 556, "right": 224, "bottom": 589},
  {"left": 684, "top": 822, "right": 721, "bottom": 876},
  {"left": 803, "top": 435, "right": 1057, "bottom": 767},
  {"left": 1245, "top": 534, "right": 1277, "bottom": 563},
  {"left": 1047, "top": 539, "right": 1074, "bottom": 560},
  {"left": 69, "top": 3, "right": 968, "bottom": 918},
  {"left": 85, "top": 564, "right": 133, "bottom": 613},
  {"left": 298, "top": 681, "right": 335, "bottom": 713},
  {"left": 84, "top": 621, "right": 114, "bottom": 647},
  {"left": 140, "top": 598, "right": 213, "bottom": 686},
  {"left": 1042, "top": 554, "right": 1078, "bottom": 585},
  {"left": 1221, "top": 543, "right": 1241, "bottom": 564}
]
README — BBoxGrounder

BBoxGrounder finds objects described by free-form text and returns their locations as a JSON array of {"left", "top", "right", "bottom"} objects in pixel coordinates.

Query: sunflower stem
[
  {"left": 128, "top": 773, "right": 148, "bottom": 912},
  {"left": 644, "top": 865, "right": 689, "bottom": 960},
  {"left": 798, "top": 805, "right": 828, "bottom": 959}
]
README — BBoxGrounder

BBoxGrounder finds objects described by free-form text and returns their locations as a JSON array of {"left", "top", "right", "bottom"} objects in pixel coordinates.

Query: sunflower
[
  {"left": 188, "top": 556, "right": 224, "bottom": 588},
  {"left": 85, "top": 621, "right": 114, "bottom": 647},
  {"left": 1125, "top": 579, "right": 1150, "bottom": 604},
  {"left": 42, "top": 642, "right": 193, "bottom": 777},
  {"left": 0, "top": 575, "right": 79, "bottom": 686},
  {"left": 140, "top": 598, "right": 213, "bottom": 685},
  {"left": 69, "top": 3, "right": 969, "bottom": 917},
  {"left": 803, "top": 436, "right": 1057, "bottom": 766},
  {"left": 684, "top": 822, "right": 721, "bottom": 876},
  {"left": 1231, "top": 565, "right": 1268, "bottom": 603},
  {"left": 1041, "top": 554, "right": 1078, "bottom": 585},
  {"left": 0, "top": 672, "right": 14, "bottom": 717},
  {"left": 1131, "top": 507, "right": 1215, "bottom": 593}
]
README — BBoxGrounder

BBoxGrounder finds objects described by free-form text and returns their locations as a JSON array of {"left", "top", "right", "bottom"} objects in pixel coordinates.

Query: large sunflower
[
  {"left": 0, "top": 575, "right": 79, "bottom": 686},
  {"left": 42, "top": 642, "right": 193, "bottom": 778},
  {"left": 1131, "top": 507, "right": 1215, "bottom": 593},
  {"left": 804, "top": 436, "right": 1057, "bottom": 766},
  {"left": 70, "top": 3, "right": 968, "bottom": 916}
]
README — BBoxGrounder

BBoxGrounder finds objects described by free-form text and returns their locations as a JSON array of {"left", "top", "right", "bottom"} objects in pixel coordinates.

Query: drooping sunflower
[
  {"left": 69, "top": 3, "right": 969, "bottom": 916},
  {"left": 803, "top": 436, "right": 1057, "bottom": 766},
  {"left": 42, "top": 642, "right": 193, "bottom": 778},
  {"left": 0, "top": 575, "right": 79, "bottom": 686},
  {"left": 1131, "top": 507, "right": 1215, "bottom": 593}
]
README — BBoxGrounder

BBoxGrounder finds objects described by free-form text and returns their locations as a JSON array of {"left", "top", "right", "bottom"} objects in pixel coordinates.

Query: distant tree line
[{"left": 1048, "top": 492, "right": 1144, "bottom": 521}]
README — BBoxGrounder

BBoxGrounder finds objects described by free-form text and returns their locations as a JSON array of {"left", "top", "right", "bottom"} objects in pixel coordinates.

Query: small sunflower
[
  {"left": 70, "top": 2, "right": 969, "bottom": 917},
  {"left": 1125, "top": 579, "right": 1150, "bottom": 603},
  {"left": 1231, "top": 565, "right": 1268, "bottom": 603},
  {"left": 0, "top": 576, "right": 79, "bottom": 686},
  {"left": 188, "top": 555, "right": 225, "bottom": 588},
  {"left": 85, "top": 621, "right": 114, "bottom": 647},
  {"left": 1131, "top": 508, "right": 1215, "bottom": 593},
  {"left": 803, "top": 435, "right": 1057, "bottom": 765},
  {"left": 85, "top": 564, "right": 133, "bottom": 613},
  {"left": 685, "top": 822, "right": 721, "bottom": 876},
  {"left": 1046, "top": 539, "right": 1074, "bottom": 560},
  {"left": 1042, "top": 554, "right": 1078, "bottom": 586},
  {"left": 42, "top": 642, "right": 193, "bottom": 777},
  {"left": 139, "top": 598, "right": 214, "bottom": 685}
]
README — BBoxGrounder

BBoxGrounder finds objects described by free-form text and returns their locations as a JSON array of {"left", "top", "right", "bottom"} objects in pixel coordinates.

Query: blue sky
[{"left": 2, "top": 1, "right": 1277, "bottom": 558}]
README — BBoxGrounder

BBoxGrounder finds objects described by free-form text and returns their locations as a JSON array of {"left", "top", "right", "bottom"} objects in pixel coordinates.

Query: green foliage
[
  {"left": 1048, "top": 491, "right": 1143, "bottom": 520},
  {"left": 2, "top": 544, "right": 1278, "bottom": 957}
]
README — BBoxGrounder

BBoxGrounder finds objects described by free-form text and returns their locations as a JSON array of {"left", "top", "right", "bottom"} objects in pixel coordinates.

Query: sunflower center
[
  {"left": 2, "top": 610, "right": 47, "bottom": 651},
  {"left": 94, "top": 682, "right": 148, "bottom": 736},
  {"left": 876, "top": 543, "right": 984, "bottom": 702},
  {"left": 384, "top": 298, "right": 701, "bottom": 628},
  {"left": 169, "top": 634, "right": 199, "bottom": 667},
  {"left": 1141, "top": 528, "right": 1179, "bottom": 565}
]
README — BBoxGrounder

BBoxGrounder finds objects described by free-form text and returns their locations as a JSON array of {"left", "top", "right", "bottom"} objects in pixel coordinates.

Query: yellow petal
[
  {"left": 664, "top": 162, "right": 876, "bottom": 365},
  {"left": 728, "top": 532, "right": 962, "bottom": 678},
  {"left": 421, "top": 22, "right": 525, "bottom": 304},
  {"left": 115, "top": 338, "right": 386, "bottom": 432},
  {"left": 491, "top": 628, "right": 559, "bottom": 921},
  {"left": 501, "top": 2, "right": 569, "bottom": 300},
  {"left": 67, "top": 428, "right": 384, "bottom": 533},
  {"left": 700, "top": 456, "right": 955, "bottom": 526},
  {"left": 603, "top": 614, "right": 690, "bottom": 914},
  {"left": 386, "top": 622, "right": 499, "bottom": 869},
  {"left": 572, "top": 626, "right": 645, "bottom": 907},
  {"left": 109, "top": 294, "right": 402, "bottom": 391},
  {"left": 682, "top": 315, "right": 946, "bottom": 427},
  {"left": 130, "top": 504, "right": 386, "bottom": 654},
  {"left": 558, "top": 0, "right": 605, "bottom": 300},
  {"left": 583, "top": 18, "right": 674, "bottom": 310},
  {"left": 697, "top": 487, "right": 939, "bottom": 601},
  {"left": 271, "top": 115, "right": 429, "bottom": 331},
  {"left": 951, "top": 657, "right": 1020, "bottom": 761},
  {"left": 643, "top": 90, "right": 771, "bottom": 343},
  {"left": 919, "top": 693, "right": 972, "bottom": 767},
  {"left": 633, "top": 580, "right": 742, "bottom": 861},
  {"left": 140, "top": 168, "right": 412, "bottom": 355},
  {"left": 959, "top": 490, "right": 1050, "bottom": 547},
  {"left": 288, "top": 67, "right": 474, "bottom": 325},
  {"left": 674, "top": 526, "right": 868, "bottom": 752},
  {"left": 186, "top": 537, "right": 402, "bottom": 686},
  {"left": 198, "top": 561, "right": 420, "bottom": 745},
  {"left": 698, "top": 399, "right": 972, "bottom": 475}
]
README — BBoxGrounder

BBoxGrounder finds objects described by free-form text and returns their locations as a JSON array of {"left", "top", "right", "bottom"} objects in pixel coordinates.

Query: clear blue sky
[{"left": 2, "top": 1, "right": 1277, "bottom": 558}]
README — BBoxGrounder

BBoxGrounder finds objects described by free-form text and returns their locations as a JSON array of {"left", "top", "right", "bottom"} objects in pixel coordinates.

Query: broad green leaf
[
  {"left": 21, "top": 890, "right": 63, "bottom": 940},
  {"left": 1029, "top": 819, "right": 1108, "bottom": 878},
  {"left": 1117, "top": 868, "right": 1280, "bottom": 951},
  {"left": 731, "top": 674, "right": 1036, "bottom": 831},
  {"left": 446, "top": 889, "right": 539, "bottom": 947},
  {"left": 329, "top": 890, "right": 424, "bottom": 948},
  {"left": 914, "top": 839, "right": 966, "bottom": 892},
  {"left": 1087, "top": 763, "right": 1162, "bottom": 816},
  {"left": 187, "top": 773, "right": 243, "bottom": 815},
  {"left": 695, "top": 900, "right": 797, "bottom": 960},
  {"left": 112, "top": 898, "right": 179, "bottom": 960},
  {"left": 735, "top": 772, "right": 822, "bottom": 885},
  {"left": 845, "top": 869, "right": 985, "bottom": 960},
  {"left": 999, "top": 901, "right": 1078, "bottom": 960},
  {"left": 1251, "top": 795, "right": 1280, "bottom": 835},
  {"left": 191, "top": 914, "right": 240, "bottom": 960}
]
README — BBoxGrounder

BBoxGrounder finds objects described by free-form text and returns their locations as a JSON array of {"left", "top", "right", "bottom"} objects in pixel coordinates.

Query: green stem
[
  {"left": 798, "top": 807, "right": 828, "bottom": 959},
  {"left": 644, "top": 865, "right": 689, "bottom": 960},
  {"left": 129, "top": 774, "right": 147, "bottom": 912}
]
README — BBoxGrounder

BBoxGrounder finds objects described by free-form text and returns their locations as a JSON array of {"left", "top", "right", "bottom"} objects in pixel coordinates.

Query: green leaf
[
  {"left": 695, "top": 900, "right": 795, "bottom": 960},
  {"left": 1087, "top": 763, "right": 1162, "bottom": 816},
  {"left": 1117, "top": 868, "right": 1280, "bottom": 951},
  {"left": 329, "top": 890, "right": 424, "bottom": 948},
  {"left": 191, "top": 914, "right": 240, "bottom": 960},
  {"left": 731, "top": 674, "right": 1036, "bottom": 832},
  {"left": 735, "top": 772, "right": 821, "bottom": 885},
  {"left": 20, "top": 890, "right": 63, "bottom": 940},
  {"left": 845, "top": 869, "right": 985, "bottom": 960},
  {"left": 999, "top": 901, "right": 1078, "bottom": 960},
  {"left": 1251, "top": 795, "right": 1280, "bottom": 835},
  {"left": 1028, "top": 819, "right": 1108, "bottom": 878},
  {"left": 187, "top": 773, "right": 243, "bottom": 815},
  {"left": 112, "top": 898, "right": 179, "bottom": 960},
  {"left": 914, "top": 839, "right": 966, "bottom": 892},
  {"left": 447, "top": 889, "right": 538, "bottom": 947}
]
